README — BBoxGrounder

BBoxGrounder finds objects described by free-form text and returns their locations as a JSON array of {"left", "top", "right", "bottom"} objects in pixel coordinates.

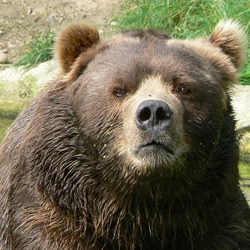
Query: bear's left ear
[
  {"left": 208, "top": 20, "right": 247, "bottom": 70},
  {"left": 57, "top": 23, "right": 101, "bottom": 77}
]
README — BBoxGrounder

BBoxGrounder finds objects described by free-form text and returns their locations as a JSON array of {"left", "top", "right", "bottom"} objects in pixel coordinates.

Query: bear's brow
[{"left": 122, "top": 29, "right": 170, "bottom": 40}]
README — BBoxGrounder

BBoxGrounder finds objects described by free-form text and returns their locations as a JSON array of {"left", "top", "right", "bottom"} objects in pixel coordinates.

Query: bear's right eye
[{"left": 114, "top": 88, "right": 128, "bottom": 98}]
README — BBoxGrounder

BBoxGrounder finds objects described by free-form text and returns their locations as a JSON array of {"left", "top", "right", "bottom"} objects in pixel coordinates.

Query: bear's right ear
[
  {"left": 208, "top": 20, "right": 247, "bottom": 70},
  {"left": 57, "top": 23, "right": 100, "bottom": 76}
]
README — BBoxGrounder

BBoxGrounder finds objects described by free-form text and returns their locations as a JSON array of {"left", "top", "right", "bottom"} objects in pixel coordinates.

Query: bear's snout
[{"left": 135, "top": 99, "right": 172, "bottom": 132}]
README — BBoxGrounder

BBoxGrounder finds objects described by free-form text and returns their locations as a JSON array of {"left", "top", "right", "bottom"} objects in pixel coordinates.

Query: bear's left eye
[
  {"left": 114, "top": 88, "right": 128, "bottom": 98},
  {"left": 175, "top": 85, "right": 192, "bottom": 95}
]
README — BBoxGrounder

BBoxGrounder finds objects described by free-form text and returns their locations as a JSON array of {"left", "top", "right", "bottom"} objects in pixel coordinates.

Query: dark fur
[{"left": 0, "top": 22, "right": 249, "bottom": 249}]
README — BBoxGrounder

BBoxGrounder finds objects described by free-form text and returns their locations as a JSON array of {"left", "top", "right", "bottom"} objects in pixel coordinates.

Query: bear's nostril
[
  {"left": 138, "top": 107, "right": 151, "bottom": 122},
  {"left": 156, "top": 107, "right": 170, "bottom": 121}
]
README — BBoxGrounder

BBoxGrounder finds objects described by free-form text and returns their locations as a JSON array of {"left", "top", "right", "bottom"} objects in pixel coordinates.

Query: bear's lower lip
[{"left": 138, "top": 141, "right": 174, "bottom": 155}]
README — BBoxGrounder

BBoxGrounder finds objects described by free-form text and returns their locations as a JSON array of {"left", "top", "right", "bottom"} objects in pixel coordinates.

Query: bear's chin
[{"left": 123, "top": 144, "right": 186, "bottom": 175}]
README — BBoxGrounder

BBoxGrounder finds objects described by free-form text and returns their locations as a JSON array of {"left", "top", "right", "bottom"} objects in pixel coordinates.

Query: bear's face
[{"left": 57, "top": 22, "right": 246, "bottom": 179}]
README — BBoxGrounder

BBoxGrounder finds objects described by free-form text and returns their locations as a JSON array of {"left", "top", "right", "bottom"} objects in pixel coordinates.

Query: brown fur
[
  {"left": 209, "top": 20, "right": 247, "bottom": 68},
  {"left": 57, "top": 23, "right": 100, "bottom": 74},
  {"left": 0, "top": 20, "right": 249, "bottom": 249}
]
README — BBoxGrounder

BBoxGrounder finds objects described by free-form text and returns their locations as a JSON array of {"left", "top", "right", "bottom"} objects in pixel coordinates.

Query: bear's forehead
[
  {"left": 105, "top": 35, "right": 193, "bottom": 59},
  {"left": 90, "top": 36, "right": 212, "bottom": 83}
]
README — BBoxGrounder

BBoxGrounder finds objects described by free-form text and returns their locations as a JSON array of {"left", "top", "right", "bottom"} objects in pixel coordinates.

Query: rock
[
  {"left": 232, "top": 85, "right": 250, "bottom": 130},
  {"left": 0, "top": 51, "right": 8, "bottom": 63},
  {"left": 232, "top": 85, "right": 250, "bottom": 161},
  {"left": 26, "top": 60, "right": 59, "bottom": 85},
  {"left": 0, "top": 59, "right": 59, "bottom": 95},
  {"left": 110, "top": 21, "right": 118, "bottom": 26}
]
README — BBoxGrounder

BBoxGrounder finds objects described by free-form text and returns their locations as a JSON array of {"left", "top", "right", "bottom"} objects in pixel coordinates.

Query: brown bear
[{"left": 0, "top": 20, "right": 249, "bottom": 249}]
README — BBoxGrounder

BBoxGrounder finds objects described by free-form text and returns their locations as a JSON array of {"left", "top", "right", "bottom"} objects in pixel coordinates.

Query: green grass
[
  {"left": 0, "top": 101, "right": 26, "bottom": 119},
  {"left": 0, "top": 100, "right": 28, "bottom": 142},
  {"left": 15, "top": 30, "right": 55, "bottom": 68},
  {"left": 240, "top": 163, "right": 250, "bottom": 202},
  {"left": 240, "top": 163, "right": 250, "bottom": 179},
  {"left": 112, "top": 0, "right": 249, "bottom": 37},
  {"left": 240, "top": 51, "right": 250, "bottom": 85},
  {"left": 0, "top": 118, "right": 14, "bottom": 142},
  {"left": 111, "top": 0, "right": 250, "bottom": 84}
]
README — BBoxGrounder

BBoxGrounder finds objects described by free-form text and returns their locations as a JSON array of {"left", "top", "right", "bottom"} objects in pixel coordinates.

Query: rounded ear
[
  {"left": 56, "top": 23, "right": 100, "bottom": 74},
  {"left": 208, "top": 20, "right": 247, "bottom": 69}
]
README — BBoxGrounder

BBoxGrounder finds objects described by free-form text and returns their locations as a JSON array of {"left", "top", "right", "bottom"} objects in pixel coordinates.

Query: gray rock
[
  {"left": 0, "top": 51, "right": 8, "bottom": 63},
  {"left": 232, "top": 85, "right": 250, "bottom": 161},
  {"left": 0, "top": 59, "right": 59, "bottom": 86},
  {"left": 232, "top": 85, "right": 250, "bottom": 130}
]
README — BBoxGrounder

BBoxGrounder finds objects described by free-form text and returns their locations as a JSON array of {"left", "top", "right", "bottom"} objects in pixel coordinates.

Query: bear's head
[
  {"left": 55, "top": 21, "right": 246, "bottom": 186},
  {"left": 55, "top": 21, "right": 247, "bottom": 185}
]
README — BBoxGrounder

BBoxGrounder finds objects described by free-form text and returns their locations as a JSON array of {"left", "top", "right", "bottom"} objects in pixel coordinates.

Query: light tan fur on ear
[
  {"left": 57, "top": 23, "right": 100, "bottom": 74},
  {"left": 209, "top": 20, "right": 247, "bottom": 69}
]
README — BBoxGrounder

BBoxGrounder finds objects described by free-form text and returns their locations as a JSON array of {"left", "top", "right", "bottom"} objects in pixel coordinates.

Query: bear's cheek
[{"left": 180, "top": 94, "right": 226, "bottom": 158}]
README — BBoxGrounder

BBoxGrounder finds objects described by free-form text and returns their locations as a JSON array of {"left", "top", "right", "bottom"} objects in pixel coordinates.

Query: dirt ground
[{"left": 0, "top": 0, "right": 121, "bottom": 64}]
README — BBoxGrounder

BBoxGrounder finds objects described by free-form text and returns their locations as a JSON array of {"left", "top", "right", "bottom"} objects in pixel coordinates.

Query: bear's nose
[{"left": 135, "top": 100, "right": 172, "bottom": 131}]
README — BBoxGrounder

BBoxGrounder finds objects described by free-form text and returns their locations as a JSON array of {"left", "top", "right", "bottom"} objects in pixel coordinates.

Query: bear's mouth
[{"left": 138, "top": 140, "right": 174, "bottom": 155}]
